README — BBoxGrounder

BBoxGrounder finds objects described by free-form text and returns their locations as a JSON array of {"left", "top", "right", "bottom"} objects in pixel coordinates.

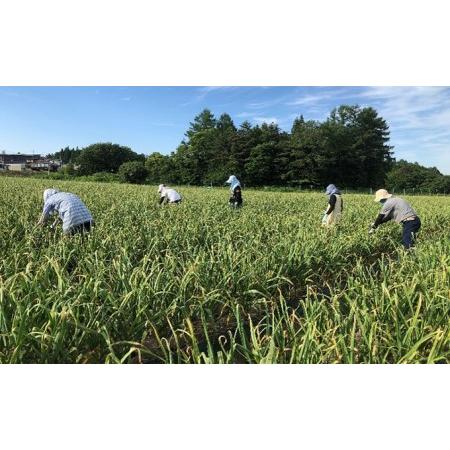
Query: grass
[{"left": 0, "top": 177, "right": 449, "bottom": 363}]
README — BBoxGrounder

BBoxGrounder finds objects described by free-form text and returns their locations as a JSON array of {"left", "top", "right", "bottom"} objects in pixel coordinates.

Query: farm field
[{"left": 0, "top": 176, "right": 449, "bottom": 363}]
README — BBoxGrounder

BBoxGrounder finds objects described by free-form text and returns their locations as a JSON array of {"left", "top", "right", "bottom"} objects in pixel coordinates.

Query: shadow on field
[
  {"left": 132, "top": 242, "right": 400, "bottom": 363},
  {"left": 37, "top": 235, "right": 399, "bottom": 364}
]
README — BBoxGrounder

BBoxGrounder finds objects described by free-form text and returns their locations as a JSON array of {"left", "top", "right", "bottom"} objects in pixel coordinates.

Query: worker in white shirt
[
  {"left": 322, "top": 184, "right": 343, "bottom": 227},
  {"left": 158, "top": 184, "right": 182, "bottom": 205}
]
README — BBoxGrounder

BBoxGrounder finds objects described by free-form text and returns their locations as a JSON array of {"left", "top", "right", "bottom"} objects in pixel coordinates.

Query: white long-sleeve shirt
[{"left": 160, "top": 188, "right": 181, "bottom": 203}]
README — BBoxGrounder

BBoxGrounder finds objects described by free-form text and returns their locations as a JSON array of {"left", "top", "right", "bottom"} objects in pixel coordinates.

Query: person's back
[
  {"left": 41, "top": 190, "right": 93, "bottom": 234},
  {"left": 165, "top": 188, "right": 181, "bottom": 203},
  {"left": 158, "top": 184, "right": 181, "bottom": 204},
  {"left": 230, "top": 185, "right": 242, "bottom": 207},
  {"left": 370, "top": 189, "right": 421, "bottom": 249},
  {"left": 380, "top": 197, "right": 417, "bottom": 223}
]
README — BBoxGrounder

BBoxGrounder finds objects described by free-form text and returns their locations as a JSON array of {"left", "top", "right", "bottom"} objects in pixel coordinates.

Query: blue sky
[{"left": 1, "top": 86, "right": 449, "bottom": 174}]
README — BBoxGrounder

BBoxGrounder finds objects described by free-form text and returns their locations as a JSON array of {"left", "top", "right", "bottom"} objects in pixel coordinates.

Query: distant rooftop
[
  {"left": 0, "top": 153, "right": 42, "bottom": 164},
  {"left": 1, "top": 153, "right": 41, "bottom": 156}
]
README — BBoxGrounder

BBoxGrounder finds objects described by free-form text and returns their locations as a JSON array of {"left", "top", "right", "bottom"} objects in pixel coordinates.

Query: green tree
[
  {"left": 59, "top": 163, "right": 76, "bottom": 176},
  {"left": 171, "top": 109, "right": 220, "bottom": 185},
  {"left": 245, "top": 143, "right": 274, "bottom": 185},
  {"left": 232, "top": 121, "right": 262, "bottom": 180},
  {"left": 77, "top": 143, "right": 140, "bottom": 175},
  {"left": 47, "top": 146, "right": 82, "bottom": 164},
  {"left": 190, "top": 129, "right": 219, "bottom": 184},
  {"left": 154, "top": 105, "right": 396, "bottom": 188},
  {"left": 386, "top": 160, "right": 449, "bottom": 193},
  {"left": 205, "top": 113, "right": 237, "bottom": 185},
  {"left": 185, "top": 109, "right": 217, "bottom": 140},
  {"left": 320, "top": 105, "right": 393, "bottom": 188},
  {"left": 248, "top": 123, "right": 288, "bottom": 185},
  {"left": 118, "top": 160, "right": 149, "bottom": 184},
  {"left": 283, "top": 117, "right": 323, "bottom": 186},
  {"left": 352, "top": 106, "right": 393, "bottom": 187},
  {"left": 145, "top": 152, "right": 174, "bottom": 184}
]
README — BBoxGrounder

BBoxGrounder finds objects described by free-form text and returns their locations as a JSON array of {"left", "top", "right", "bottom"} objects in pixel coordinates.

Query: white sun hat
[
  {"left": 43, "top": 188, "right": 59, "bottom": 203},
  {"left": 374, "top": 189, "right": 392, "bottom": 202}
]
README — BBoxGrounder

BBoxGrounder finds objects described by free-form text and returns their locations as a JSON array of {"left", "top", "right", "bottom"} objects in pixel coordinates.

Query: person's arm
[
  {"left": 370, "top": 212, "right": 392, "bottom": 232},
  {"left": 37, "top": 213, "right": 46, "bottom": 225},
  {"left": 370, "top": 201, "right": 394, "bottom": 231},
  {"left": 159, "top": 195, "right": 166, "bottom": 205},
  {"left": 326, "top": 194, "right": 336, "bottom": 214},
  {"left": 372, "top": 213, "right": 386, "bottom": 229},
  {"left": 38, "top": 201, "right": 54, "bottom": 225}
]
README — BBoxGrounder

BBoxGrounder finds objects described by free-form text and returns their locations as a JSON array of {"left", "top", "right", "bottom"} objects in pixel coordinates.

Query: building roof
[
  {"left": 1, "top": 153, "right": 41, "bottom": 156},
  {"left": 0, "top": 154, "right": 41, "bottom": 163}
]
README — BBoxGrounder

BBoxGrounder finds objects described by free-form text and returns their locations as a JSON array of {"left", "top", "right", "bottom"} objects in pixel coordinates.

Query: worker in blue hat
[
  {"left": 322, "top": 184, "right": 343, "bottom": 227},
  {"left": 225, "top": 175, "right": 243, "bottom": 208}
]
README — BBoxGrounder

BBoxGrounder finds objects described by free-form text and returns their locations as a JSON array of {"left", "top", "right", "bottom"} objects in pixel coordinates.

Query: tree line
[
  {"left": 146, "top": 105, "right": 393, "bottom": 188},
  {"left": 386, "top": 159, "right": 450, "bottom": 193},
  {"left": 46, "top": 105, "right": 450, "bottom": 192}
]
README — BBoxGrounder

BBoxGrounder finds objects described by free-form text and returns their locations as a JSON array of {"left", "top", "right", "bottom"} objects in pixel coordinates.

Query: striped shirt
[{"left": 43, "top": 192, "right": 93, "bottom": 233}]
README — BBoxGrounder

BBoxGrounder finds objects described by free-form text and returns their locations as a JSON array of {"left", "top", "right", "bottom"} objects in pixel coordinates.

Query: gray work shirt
[{"left": 380, "top": 197, "right": 418, "bottom": 223}]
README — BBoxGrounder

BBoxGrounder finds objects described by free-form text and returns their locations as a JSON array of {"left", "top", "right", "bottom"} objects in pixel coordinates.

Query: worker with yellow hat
[{"left": 369, "top": 189, "right": 421, "bottom": 249}]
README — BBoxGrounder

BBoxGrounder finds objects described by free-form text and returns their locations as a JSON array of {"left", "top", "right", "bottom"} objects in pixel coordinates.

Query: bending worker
[
  {"left": 369, "top": 189, "right": 421, "bottom": 249},
  {"left": 225, "top": 175, "right": 243, "bottom": 208},
  {"left": 322, "top": 184, "right": 343, "bottom": 226},
  {"left": 158, "top": 184, "right": 182, "bottom": 205},
  {"left": 38, "top": 188, "right": 94, "bottom": 235}
]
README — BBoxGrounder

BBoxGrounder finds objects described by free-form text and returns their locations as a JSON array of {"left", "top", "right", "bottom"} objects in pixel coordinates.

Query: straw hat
[{"left": 374, "top": 189, "right": 392, "bottom": 202}]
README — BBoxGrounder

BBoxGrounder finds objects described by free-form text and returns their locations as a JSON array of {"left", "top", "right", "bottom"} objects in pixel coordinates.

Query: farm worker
[
  {"left": 369, "top": 189, "right": 421, "bottom": 249},
  {"left": 322, "top": 184, "right": 343, "bottom": 226},
  {"left": 158, "top": 184, "right": 182, "bottom": 205},
  {"left": 226, "top": 175, "right": 243, "bottom": 208},
  {"left": 38, "top": 188, "right": 94, "bottom": 235}
]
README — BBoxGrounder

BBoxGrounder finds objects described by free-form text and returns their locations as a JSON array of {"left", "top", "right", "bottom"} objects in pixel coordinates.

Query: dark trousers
[
  {"left": 402, "top": 217, "right": 421, "bottom": 249},
  {"left": 229, "top": 195, "right": 243, "bottom": 208},
  {"left": 229, "top": 198, "right": 242, "bottom": 208},
  {"left": 68, "top": 221, "right": 94, "bottom": 235}
]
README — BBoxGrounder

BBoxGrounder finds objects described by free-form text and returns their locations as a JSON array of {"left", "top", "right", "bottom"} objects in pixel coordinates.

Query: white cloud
[
  {"left": 197, "top": 86, "right": 234, "bottom": 93},
  {"left": 247, "top": 97, "right": 286, "bottom": 109},
  {"left": 235, "top": 112, "right": 253, "bottom": 118},
  {"left": 286, "top": 88, "right": 354, "bottom": 107},
  {"left": 347, "top": 86, "right": 450, "bottom": 173},
  {"left": 121, "top": 96, "right": 132, "bottom": 101},
  {"left": 287, "top": 92, "right": 335, "bottom": 106},
  {"left": 180, "top": 86, "right": 238, "bottom": 106},
  {"left": 355, "top": 86, "right": 450, "bottom": 130}
]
